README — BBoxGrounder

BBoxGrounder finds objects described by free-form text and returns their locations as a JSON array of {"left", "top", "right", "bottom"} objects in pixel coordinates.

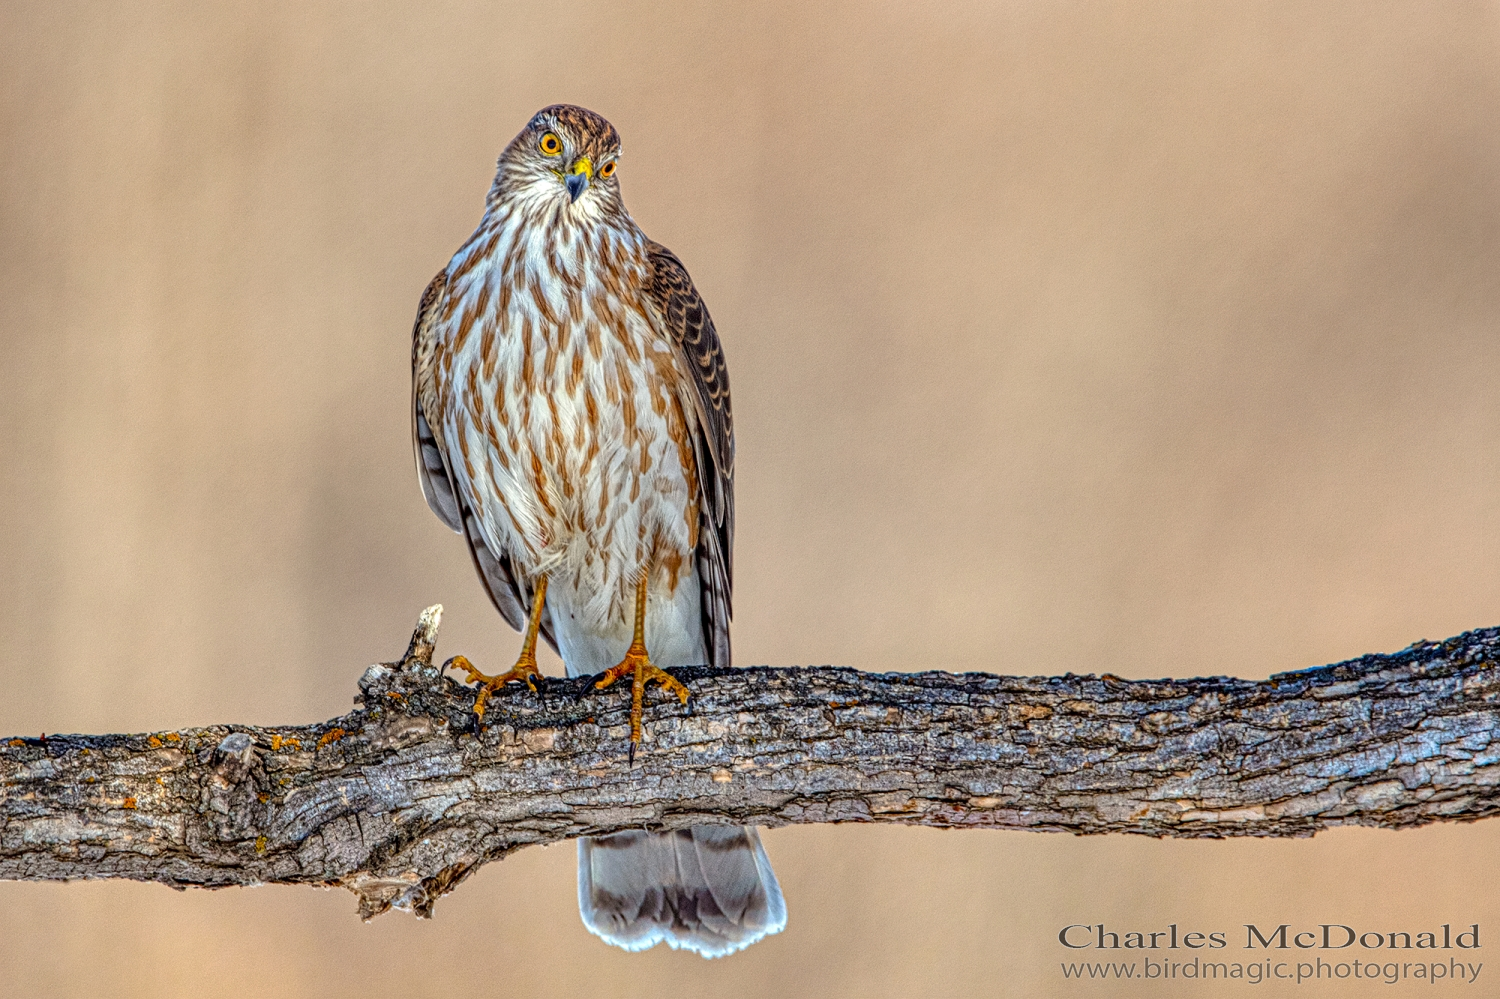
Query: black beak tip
[{"left": 566, "top": 174, "right": 588, "bottom": 202}]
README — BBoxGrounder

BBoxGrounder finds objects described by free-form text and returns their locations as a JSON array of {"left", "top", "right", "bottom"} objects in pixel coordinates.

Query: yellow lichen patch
[
  {"left": 122, "top": 797, "right": 137, "bottom": 809},
  {"left": 6, "top": 738, "right": 23, "bottom": 747},
  {"left": 255, "top": 835, "right": 267, "bottom": 853},
  {"left": 257, "top": 793, "right": 269, "bottom": 803},
  {"left": 1006, "top": 703, "right": 1053, "bottom": 724},
  {"left": 164, "top": 732, "right": 180, "bottom": 742},
  {"left": 270, "top": 734, "right": 302, "bottom": 751},
  {"left": 385, "top": 691, "right": 406, "bottom": 702},
  {"left": 317, "top": 727, "right": 346, "bottom": 749},
  {"left": 147, "top": 735, "right": 162, "bottom": 748}
]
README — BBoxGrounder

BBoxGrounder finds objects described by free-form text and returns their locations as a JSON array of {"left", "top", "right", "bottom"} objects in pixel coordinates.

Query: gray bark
[{"left": 3, "top": 606, "right": 1498, "bottom": 919}]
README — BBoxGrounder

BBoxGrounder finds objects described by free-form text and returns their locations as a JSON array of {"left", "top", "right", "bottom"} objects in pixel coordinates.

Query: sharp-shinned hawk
[{"left": 410, "top": 105, "right": 785, "bottom": 957}]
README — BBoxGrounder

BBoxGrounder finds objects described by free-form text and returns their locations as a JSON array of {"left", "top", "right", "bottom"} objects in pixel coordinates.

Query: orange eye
[
  {"left": 599, "top": 161, "right": 616, "bottom": 178},
  {"left": 539, "top": 132, "right": 562, "bottom": 156}
]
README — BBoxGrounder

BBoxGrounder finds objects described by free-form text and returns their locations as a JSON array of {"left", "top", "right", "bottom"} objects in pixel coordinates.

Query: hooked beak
[
  {"left": 565, "top": 157, "right": 593, "bottom": 203},
  {"left": 566, "top": 172, "right": 588, "bottom": 202}
]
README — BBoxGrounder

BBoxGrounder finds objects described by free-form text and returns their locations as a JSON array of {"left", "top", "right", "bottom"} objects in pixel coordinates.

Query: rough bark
[{"left": 3, "top": 606, "right": 1499, "bottom": 919}]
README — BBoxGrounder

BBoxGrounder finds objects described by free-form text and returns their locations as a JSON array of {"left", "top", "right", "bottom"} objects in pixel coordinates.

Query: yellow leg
[
  {"left": 592, "top": 575, "right": 690, "bottom": 761},
  {"left": 447, "top": 576, "right": 549, "bottom": 719}
]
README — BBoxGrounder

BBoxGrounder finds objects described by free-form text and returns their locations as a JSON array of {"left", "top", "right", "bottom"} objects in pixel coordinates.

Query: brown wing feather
[
  {"left": 643, "top": 241, "right": 734, "bottom": 669},
  {"left": 411, "top": 274, "right": 463, "bottom": 533},
  {"left": 410, "top": 271, "right": 556, "bottom": 650}
]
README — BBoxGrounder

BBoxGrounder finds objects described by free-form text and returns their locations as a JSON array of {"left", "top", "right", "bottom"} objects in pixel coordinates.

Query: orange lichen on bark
[{"left": 317, "top": 728, "right": 347, "bottom": 749}]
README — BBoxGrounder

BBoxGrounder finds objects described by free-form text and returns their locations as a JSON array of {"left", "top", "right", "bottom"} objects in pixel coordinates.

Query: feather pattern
[
  {"left": 643, "top": 241, "right": 734, "bottom": 670},
  {"left": 411, "top": 273, "right": 462, "bottom": 535},
  {"left": 410, "top": 104, "right": 781, "bottom": 956},
  {"left": 578, "top": 827, "right": 786, "bottom": 958}
]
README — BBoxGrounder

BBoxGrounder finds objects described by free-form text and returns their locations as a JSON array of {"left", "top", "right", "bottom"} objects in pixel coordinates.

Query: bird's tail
[{"left": 577, "top": 825, "right": 786, "bottom": 958}]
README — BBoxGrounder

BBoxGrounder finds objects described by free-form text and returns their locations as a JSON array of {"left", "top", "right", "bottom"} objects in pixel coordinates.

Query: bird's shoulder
[{"left": 411, "top": 269, "right": 450, "bottom": 363}]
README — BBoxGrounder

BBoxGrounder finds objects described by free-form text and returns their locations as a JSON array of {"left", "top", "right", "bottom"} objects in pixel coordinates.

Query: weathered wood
[{"left": 3, "top": 605, "right": 1499, "bottom": 919}]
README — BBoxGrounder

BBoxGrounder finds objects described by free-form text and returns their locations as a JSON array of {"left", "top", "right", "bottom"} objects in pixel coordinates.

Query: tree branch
[{"left": 4, "top": 606, "right": 1499, "bottom": 918}]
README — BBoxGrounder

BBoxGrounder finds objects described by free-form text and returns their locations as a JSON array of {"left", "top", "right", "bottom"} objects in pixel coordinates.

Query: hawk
[{"left": 410, "top": 105, "right": 785, "bottom": 957}]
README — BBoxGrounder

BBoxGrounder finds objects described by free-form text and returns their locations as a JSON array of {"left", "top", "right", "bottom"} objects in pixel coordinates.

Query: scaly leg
[
  {"left": 592, "top": 575, "right": 690, "bottom": 763},
  {"left": 447, "top": 576, "right": 549, "bottom": 720}
]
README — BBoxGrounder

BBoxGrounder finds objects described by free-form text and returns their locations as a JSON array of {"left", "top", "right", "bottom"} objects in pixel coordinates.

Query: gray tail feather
[{"left": 577, "top": 825, "right": 786, "bottom": 957}]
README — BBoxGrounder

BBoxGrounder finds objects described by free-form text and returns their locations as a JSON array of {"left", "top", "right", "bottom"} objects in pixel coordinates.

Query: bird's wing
[
  {"left": 643, "top": 241, "right": 734, "bottom": 668},
  {"left": 411, "top": 273, "right": 464, "bottom": 533},
  {"left": 411, "top": 270, "right": 552, "bottom": 645}
]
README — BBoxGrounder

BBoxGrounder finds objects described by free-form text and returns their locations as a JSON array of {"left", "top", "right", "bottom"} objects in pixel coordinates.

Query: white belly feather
[{"left": 436, "top": 210, "right": 705, "bottom": 673}]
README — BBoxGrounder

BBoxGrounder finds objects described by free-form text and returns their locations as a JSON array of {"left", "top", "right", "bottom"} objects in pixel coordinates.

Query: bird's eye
[
  {"left": 599, "top": 161, "right": 616, "bottom": 178},
  {"left": 539, "top": 132, "right": 562, "bottom": 156}
]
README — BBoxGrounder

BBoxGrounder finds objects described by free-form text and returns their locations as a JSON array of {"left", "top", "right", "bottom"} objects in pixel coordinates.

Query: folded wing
[
  {"left": 410, "top": 270, "right": 553, "bottom": 647},
  {"left": 644, "top": 241, "right": 734, "bottom": 669}
]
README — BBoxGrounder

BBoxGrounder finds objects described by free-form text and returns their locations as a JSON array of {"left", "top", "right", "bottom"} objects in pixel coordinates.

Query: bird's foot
[
  {"left": 592, "top": 644, "right": 689, "bottom": 764},
  {"left": 445, "top": 653, "right": 541, "bottom": 719}
]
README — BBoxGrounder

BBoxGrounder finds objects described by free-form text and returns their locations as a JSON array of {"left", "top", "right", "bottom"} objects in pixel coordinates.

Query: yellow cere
[
  {"left": 539, "top": 131, "right": 562, "bottom": 156},
  {"left": 571, "top": 156, "right": 593, "bottom": 178}
]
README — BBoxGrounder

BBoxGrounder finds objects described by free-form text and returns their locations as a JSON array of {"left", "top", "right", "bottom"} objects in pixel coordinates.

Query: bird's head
[{"left": 493, "top": 104, "right": 623, "bottom": 214}]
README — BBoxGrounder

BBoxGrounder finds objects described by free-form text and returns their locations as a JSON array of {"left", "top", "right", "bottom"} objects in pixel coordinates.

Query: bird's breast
[{"left": 432, "top": 223, "right": 701, "bottom": 629}]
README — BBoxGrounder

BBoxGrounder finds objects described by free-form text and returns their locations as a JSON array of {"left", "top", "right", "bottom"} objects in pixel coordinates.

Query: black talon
[{"left": 574, "top": 672, "right": 605, "bottom": 701}]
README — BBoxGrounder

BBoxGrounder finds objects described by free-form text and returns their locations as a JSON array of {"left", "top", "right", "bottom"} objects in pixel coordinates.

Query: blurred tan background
[{"left": 3, "top": 1, "right": 1500, "bottom": 996}]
